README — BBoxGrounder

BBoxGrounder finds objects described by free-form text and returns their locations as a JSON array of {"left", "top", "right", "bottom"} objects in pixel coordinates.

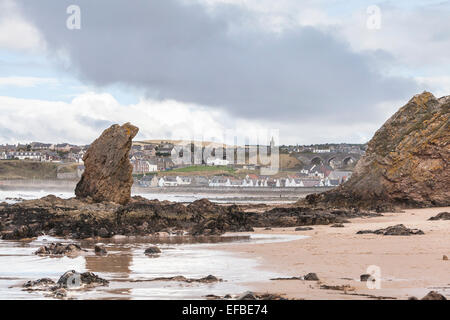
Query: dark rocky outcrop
[
  {"left": 360, "top": 274, "right": 372, "bottom": 282},
  {"left": 144, "top": 246, "right": 161, "bottom": 255},
  {"left": 356, "top": 224, "right": 424, "bottom": 236},
  {"left": 234, "top": 292, "right": 287, "bottom": 300},
  {"left": 133, "top": 275, "right": 221, "bottom": 283},
  {"left": 24, "top": 278, "right": 56, "bottom": 289},
  {"left": 75, "top": 123, "right": 138, "bottom": 205},
  {"left": 303, "top": 273, "right": 319, "bottom": 281},
  {"left": 331, "top": 223, "right": 345, "bottom": 228},
  {"left": 304, "top": 92, "right": 449, "bottom": 211},
  {"left": 249, "top": 207, "right": 374, "bottom": 228},
  {"left": 320, "top": 284, "right": 355, "bottom": 292},
  {"left": 428, "top": 212, "right": 450, "bottom": 220},
  {"left": 23, "top": 270, "right": 108, "bottom": 298},
  {"left": 270, "top": 276, "right": 302, "bottom": 281},
  {"left": 94, "top": 245, "right": 107, "bottom": 255},
  {"left": 421, "top": 291, "right": 447, "bottom": 300},
  {"left": 295, "top": 227, "right": 314, "bottom": 231},
  {"left": 57, "top": 270, "right": 109, "bottom": 288},
  {"left": 0, "top": 195, "right": 377, "bottom": 240}
]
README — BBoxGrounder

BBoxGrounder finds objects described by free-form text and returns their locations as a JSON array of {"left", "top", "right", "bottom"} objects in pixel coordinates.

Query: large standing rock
[
  {"left": 304, "top": 92, "right": 449, "bottom": 211},
  {"left": 75, "top": 123, "right": 138, "bottom": 205}
]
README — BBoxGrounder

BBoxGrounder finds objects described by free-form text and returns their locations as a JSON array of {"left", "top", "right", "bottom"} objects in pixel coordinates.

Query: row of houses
[
  {"left": 1, "top": 151, "right": 85, "bottom": 163},
  {"left": 1, "top": 151, "right": 42, "bottom": 160},
  {"left": 280, "top": 144, "right": 366, "bottom": 154},
  {"left": 137, "top": 173, "right": 351, "bottom": 188}
]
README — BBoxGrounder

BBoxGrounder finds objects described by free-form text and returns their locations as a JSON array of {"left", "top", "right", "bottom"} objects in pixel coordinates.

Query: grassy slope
[
  {"left": 0, "top": 160, "right": 77, "bottom": 180},
  {"left": 162, "top": 165, "right": 236, "bottom": 177}
]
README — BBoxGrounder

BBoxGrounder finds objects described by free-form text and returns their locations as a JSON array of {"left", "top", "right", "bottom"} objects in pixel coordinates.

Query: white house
[
  {"left": 328, "top": 170, "right": 352, "bottom": 183},
  {"left": 176, "top": 176, "right": 192, "bottom": 185},
  {"left": 8, "top": 152, "right": 42, "bottom": 161},
  {"left": 206, "top": 158, "right": 229, "bottom": 166},
  {"left": 313, "top": 148, "right": 331, "bottom": 153},
  {"left": 285, "top": 178, "right": 305, "bottom": 187},
  {"left": 209, "top": 177, "right": 231, "bottom": 187},
  {"left": 158, "top": 176, "right": 179, "bottom": 187}
]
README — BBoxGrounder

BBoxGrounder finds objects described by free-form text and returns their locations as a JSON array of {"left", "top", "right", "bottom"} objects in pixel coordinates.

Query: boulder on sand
[
  {"left": 356, "top": 224, "right": 424, "bottom": 236},
  {"left": 421, "top": 291, "right": 447, "bottom": 300},
  {"left": 304, "top": 273, "right": 319, "bottom": 281},
  {"left": 75, "top": 123, "right": 139, "bottom": 205},
  {"left": 428, "top": 212, "right": 450, "bottom": 221}
]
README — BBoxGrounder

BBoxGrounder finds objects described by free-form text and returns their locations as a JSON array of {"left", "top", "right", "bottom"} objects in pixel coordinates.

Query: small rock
[
  {"left": 57, "top": 270, "right": 109, "bottom": 289},
  {"left": 295, "top": 227, "right": 313, "bottom": 231},
  {"left": 428, "top": 212, "right": 450, "bottom": 221},
  {"left": 331, "top": 223, "right": 345, "bottom": 228},
  {"left": 200, "top": 275, "right": 220, "bottom": 283},
  {"left": 264, "top": 227, "right": 272, "bottom": 230},
  {"left": 94, "top": 245, "right": 107, "bottom": 255},
  {"left": 34, "top": 243, "right": 86, "bottom": 256},
  {"left": 357, "top": 224, "right": 424, "bottom": 236},
  {"left": 304, "top": 273, "right": 319, "bottom": 281},
  {"left": 53, "top": 288, "right": 67, "bottom": 298},
  {"left": 238, "top": 291, "right": 257, "bottom": 300},
  {"left": 443, "top": 255, "right": 448, "bottom": 261},
  {"left": 360, "top": 274, "right": 372, "bottom": 282},
  {"left": 144, "top": 246, "right": 161, "bottom": 255},
  {"left": 421, "top": 291, "right": 447, "bottom": 300},
  {"left": 98, "top": 228, "right": 109, "bottom": 238},
  {"left": 320, "top": 284, "right": 355, "bottom": 291},
  {"left": 23, "top": 278, "right": 55, "bottom": 289},
  {"left": 408, "top": 296, "right": 418, "bottom": 300}
]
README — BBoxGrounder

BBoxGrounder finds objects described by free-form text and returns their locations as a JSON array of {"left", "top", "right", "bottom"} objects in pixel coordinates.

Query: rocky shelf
[{"left": 0, "top": 196, "right": 377, "bottom": 240}]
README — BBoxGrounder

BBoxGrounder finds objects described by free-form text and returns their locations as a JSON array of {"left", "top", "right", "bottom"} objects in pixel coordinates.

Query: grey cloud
[
  {"left": 16, "top": 0, "right": 419, "bottom": 122},
  {"left": 76, "top": 116, "right": 114, "bottom": 131}
]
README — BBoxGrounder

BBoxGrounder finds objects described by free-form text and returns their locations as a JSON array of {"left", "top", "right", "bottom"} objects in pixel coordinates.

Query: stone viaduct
[{"left": 296, "top": 152, "right": 363, "bottom": 169}]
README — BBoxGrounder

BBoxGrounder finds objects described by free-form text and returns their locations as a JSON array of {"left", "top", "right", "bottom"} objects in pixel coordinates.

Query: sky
[{"left": 0, "top": 0, "right": 449, "bottom": 145}]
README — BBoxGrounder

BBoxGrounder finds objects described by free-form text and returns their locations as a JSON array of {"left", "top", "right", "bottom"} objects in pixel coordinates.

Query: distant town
[{"left": 0, "top": 141, "right": 366, "bottom": 189}]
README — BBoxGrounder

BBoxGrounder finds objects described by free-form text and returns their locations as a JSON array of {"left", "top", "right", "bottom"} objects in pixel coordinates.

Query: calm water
[
  {"left": 0, "top": 190, "right": 307, "bottom": 299},
  {"left": 0, "top": 233, "right": 306, "bottom": 300},
  {"left": 0, "top": 189, "right": 196, "bottom": 203},
  {"left": 0, "top": 189, "right": 297, "bottom": 204}
]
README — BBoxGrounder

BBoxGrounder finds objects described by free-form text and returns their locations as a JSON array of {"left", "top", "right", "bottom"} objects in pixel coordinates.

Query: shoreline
[
  {"left": 0, "top": 181, "right": 335, "bottom": 204},
  {"left": 214, "top": 207, "right": 450, "bottom": 300}
]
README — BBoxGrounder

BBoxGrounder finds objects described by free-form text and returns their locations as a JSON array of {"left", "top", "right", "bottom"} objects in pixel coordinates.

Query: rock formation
[
  {"left": 356, "top": 224, "right": 424, "bottom": 236},
  {"left": 305, "top": 92, "right": 449, "bottom": 211},
  {"left": 0, "top": 196, "right": 373, "bottom": 240},
  {"left": 75, "top": 123, "right": 138, "bottom": 205}
]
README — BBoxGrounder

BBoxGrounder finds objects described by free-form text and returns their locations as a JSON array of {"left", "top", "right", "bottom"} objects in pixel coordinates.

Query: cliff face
[
  {"left": 305, "top": 92, "right": 449, "bottom": 211},
  {"left": 75, "top": 123, "right": 139, "bottom": 205}
]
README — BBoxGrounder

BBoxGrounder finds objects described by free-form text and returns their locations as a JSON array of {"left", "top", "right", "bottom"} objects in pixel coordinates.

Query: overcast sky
[{"left": 0, "top": 0, "right": 449, "bottom": 145}]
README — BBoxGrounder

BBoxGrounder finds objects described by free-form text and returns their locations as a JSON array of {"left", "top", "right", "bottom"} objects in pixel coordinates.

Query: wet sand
[
  {"left": 0, "top": 233, "right": 308, "bottom": 299},
  {"left": 215, "top": 207, "right": 450, "bottom": 300}
]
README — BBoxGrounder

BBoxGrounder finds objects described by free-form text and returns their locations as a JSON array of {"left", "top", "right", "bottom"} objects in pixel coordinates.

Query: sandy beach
[{"left": 215, "top": 207, "right": 450, "bottom": 300}]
